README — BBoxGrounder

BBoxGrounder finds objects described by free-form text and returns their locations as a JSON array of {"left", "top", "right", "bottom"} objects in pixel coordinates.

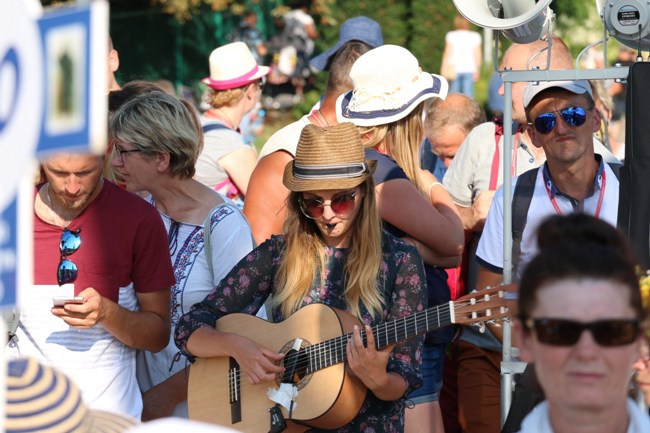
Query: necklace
[
  {"left": 310, "top": 108, "right": 331, "bottom": 127},
  {"left": 317, "top": 109, "right": 331, "bottom": 127},
  {"left": 45, "top": 183, "right": 64, "bottom": 227},
  {"left": 45, "top": 179, "right": 104, "bottom": 227}
]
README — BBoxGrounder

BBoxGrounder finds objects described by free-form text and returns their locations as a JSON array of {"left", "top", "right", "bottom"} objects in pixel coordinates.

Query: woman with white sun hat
[
  {"left": 195, "top": 41, "right": 270, "bottom": 209},
  {"left": 337, "top": 44, "right": 464, "bottom": 433}
]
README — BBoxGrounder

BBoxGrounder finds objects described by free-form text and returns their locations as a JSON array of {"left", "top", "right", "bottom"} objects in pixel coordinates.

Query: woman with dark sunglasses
[
  {"left": 513, "top": 213, "right": 650, "bottom": 433},
  {"left": 175, "top": 123, "right": 427, "bottom": 433}
]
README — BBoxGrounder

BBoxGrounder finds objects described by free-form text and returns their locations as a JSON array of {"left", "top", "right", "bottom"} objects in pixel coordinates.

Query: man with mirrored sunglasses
[
  {"left": 477, "top": 79, "right": 619, "bottom": 284},
  {"left": 476, "top": 80, "right": 621, "bottom": 432},
  {"left": 439, "top": 38, "right": 622, "bottom": 433},
  {"left": 10, "top": 152, "right": 175, "bottom": 419}
]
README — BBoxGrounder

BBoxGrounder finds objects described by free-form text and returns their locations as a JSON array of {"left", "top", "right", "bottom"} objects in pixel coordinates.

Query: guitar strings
[{"left": 226, "top": 293, "right": 506, "bottom": 385}]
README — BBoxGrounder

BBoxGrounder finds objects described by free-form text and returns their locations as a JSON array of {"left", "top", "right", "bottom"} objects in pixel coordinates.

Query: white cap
[{"left": 523, "top": 79, "right": 593, "bottom": 109}]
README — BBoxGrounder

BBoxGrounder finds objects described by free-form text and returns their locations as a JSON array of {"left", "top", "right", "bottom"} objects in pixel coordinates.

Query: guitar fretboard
[{"left": 301, "top": 302, "right": 453, "bottom": 374}]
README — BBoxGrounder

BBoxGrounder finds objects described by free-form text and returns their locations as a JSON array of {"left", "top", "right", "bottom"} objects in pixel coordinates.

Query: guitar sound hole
[{"left": 277, "top": 340, "right": 313, "bottom": 389}]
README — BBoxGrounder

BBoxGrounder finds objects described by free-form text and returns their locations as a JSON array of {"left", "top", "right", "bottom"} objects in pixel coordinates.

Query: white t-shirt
[
  {"left": 258, "top": 114, "right": 311, "bottom": 159},
  {"left": 517, "top": 400, "right": 650, "bottom": 433},
  {"left": 10, "top": 284, "right": 142, "bottom": 419},
  {"left": 445, "top": 29, "right": 482, "bottom": 74}
]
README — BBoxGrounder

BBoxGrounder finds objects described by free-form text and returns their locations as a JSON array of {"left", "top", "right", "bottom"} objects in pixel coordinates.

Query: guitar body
[
  {"left": 188, "top": 304, "right": 367, "bottom": 432},
  {"left": 188, "top": 285, "right": 515, "bottom": 432}
]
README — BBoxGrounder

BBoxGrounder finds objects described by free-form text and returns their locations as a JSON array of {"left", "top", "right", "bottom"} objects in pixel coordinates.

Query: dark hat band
[
  {"left": 293, "top": 162, "right": 369, "bottom": 181},
  {"left": 340, "top": 79, "right": 442, "bottom": 121}
]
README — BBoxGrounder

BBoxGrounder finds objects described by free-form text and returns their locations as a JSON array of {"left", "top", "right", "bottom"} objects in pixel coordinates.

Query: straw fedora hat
[
  {"left": 6, "top": 357, "right": 137, "bottom": 433},
  {"left": 283, "top": 123, "right": 376, "bottom": 192},
  {"left": 202, "top": 41, "right": 270, "bottom": 90},
  {"left": 335, "top": 44, "right": 448, "bottom": 127}
]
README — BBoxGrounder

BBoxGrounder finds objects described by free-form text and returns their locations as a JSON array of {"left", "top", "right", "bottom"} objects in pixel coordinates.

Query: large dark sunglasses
[
  {"left": 58, "top": 228, "right": 81, "bottom": 286},
  {"left": 299, "top": 190, "right": 358, "bottom": 219},
  {"left": 528, "top": 106, "right": 592, "bottom": 135},
  {"left": 525, "top": 318, "right": 640, "bottom": 347}
]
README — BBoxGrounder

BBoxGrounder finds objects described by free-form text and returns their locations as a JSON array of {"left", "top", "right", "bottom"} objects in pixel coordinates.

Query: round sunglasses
[
  {"left": 58, "top": 228, "right": 81, "bottom": 286},
  {"left": 299, "top": 190, "right": 358, "bottom": 219},
  {"left": 524, "top": 317, "right": 641, "bottom": 347},
  {"left": 528, "top": 106, "right": 593, "bottom": 135}
]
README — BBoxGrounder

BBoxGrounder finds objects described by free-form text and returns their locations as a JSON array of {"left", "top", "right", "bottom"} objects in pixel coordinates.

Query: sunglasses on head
[
  {"left": 58, "top": 228, "right": 81, "bottom": 286},
  {"left": 528, "top": 106, "right": 592, "bottom": 135},
  {"left": 525, "top": 318, "right": 640, "bottom": 347},
  {"left": 299, "top": 190, "right": 358, "bottom": 219}
]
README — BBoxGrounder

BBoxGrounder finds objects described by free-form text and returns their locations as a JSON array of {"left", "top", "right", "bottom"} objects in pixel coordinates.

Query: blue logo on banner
[
  {"left": 0, "top": 194, "right": 18, "bottom": 307},
  {"left": 0, "top": 47, "right": 20, "bottom": 133}
]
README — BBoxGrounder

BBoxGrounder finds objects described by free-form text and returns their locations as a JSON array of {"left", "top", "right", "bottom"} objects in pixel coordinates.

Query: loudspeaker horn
[
  {"left": 597, "top": 0, "right": 650, "bottom": 51},
  {"left": 453, "top": 0, "right": 554, "bottom": 44}
]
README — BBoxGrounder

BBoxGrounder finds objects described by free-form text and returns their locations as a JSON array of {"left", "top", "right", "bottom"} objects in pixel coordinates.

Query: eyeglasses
[
  {"left": 249, "top": 79, "right": 264, "bottom": 90},
  {"left": 299, "top": 190, "right": 358, "bottom": 219},
  {"left": 528, "top": 106, "right": 593, "bottom": 135},
  {"left": 114, "top": 145, "right": 142, "bottom": 163},
  {"left": 525, "top": 318, "right": 641, "bottom": 347},
  {"left": 58, "top": 228, "right": 81, "bottom": 286}
]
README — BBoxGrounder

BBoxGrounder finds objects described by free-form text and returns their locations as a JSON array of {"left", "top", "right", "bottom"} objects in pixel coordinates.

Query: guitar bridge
[{"left": 229, "top": 358, "right": 242, "bottom": 424}]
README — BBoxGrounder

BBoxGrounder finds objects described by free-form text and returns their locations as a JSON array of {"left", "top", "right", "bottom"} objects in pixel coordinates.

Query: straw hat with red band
[{"left": 202, "top": 42, "right": 270, "bottom": 91}]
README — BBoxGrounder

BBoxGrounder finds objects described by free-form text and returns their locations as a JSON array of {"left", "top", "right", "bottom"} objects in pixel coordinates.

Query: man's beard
[{"left": 55, "top": 179, "right": 101, "bottom": 211}]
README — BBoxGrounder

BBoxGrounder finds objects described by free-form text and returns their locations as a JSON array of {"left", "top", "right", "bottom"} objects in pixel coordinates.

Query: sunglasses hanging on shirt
[{"left": 58, "top": 228, "right": 81, "bottom": 286}]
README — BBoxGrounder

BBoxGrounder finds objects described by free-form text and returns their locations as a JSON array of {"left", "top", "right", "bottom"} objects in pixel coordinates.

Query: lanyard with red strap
[{"left": 543, "top": 169, "right": 607, "bottom": 217}]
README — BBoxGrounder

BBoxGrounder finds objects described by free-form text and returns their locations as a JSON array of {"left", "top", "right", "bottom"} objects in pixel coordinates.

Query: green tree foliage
[
  {"left": 552, "top": 0, "right": 592, "bottom": 28},
  {"left": 409, "top": 0, "right": 458, "bottom": 74},
  {"left": 312, "top": 0, "right": 455, "bottom": 76},
  {"left": 105, "top": 0, "right": 597, "bottom": 96}
]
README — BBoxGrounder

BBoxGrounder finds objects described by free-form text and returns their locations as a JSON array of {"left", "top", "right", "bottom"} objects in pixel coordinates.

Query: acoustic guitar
[{"left": 188, "top": 285, "right": 515, "bottom": 432}]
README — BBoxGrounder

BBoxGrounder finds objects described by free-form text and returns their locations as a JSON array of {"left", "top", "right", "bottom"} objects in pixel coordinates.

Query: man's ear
[
  {"left": 525, "top": 124, "right": 544, "bottom": 149},
  {"left": 590, "top": 105, "right": 602, "bottom": 134},
  {"left": 108, "top": 49, "right": 120, "bottom": 73}
]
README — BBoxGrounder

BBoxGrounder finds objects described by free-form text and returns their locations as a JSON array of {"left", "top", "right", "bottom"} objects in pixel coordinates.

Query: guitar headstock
[{"left": 452, "top": 284, "right": 518, "bottom": 325}]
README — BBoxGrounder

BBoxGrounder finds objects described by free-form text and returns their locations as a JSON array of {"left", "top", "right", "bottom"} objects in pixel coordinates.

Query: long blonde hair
[
  {"left": 270, "top": 179, "right": 385, "bottom": 320},
  {"left": 359, "top": 103, "right": 428, "bottom": 193}
]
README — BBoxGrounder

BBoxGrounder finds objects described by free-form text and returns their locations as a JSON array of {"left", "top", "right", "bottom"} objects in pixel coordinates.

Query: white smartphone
[{"left": 52, "top": 296, "right": 84, "bottom": 307}]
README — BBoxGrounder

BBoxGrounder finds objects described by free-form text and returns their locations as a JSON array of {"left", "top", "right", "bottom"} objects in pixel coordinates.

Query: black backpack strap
[
  {"left": 511, "top": 168, "right": 538, "bottom": 278},
  {"left": 202, "top": 123, "right": 229, "bottom": 134}
]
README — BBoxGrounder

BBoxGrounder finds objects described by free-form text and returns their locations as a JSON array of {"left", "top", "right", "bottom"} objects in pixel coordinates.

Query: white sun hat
[{"left": 335, "top": 44, "right": 448, "bottom": 127}]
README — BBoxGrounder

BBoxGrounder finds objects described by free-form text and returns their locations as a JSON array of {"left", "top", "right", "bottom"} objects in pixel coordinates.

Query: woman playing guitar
[{"left": 174, "top": 122, "right": 427, "bottom": 432}]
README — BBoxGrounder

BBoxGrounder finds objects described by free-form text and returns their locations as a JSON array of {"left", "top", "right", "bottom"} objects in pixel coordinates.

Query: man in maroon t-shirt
[{"left": 15, "top": 152, "right": 174, "bottom": 418}]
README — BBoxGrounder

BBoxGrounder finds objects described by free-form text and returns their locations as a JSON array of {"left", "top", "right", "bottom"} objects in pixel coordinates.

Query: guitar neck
[{"left": 304, "top": 303, "right": 453, "bottom": 374}]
